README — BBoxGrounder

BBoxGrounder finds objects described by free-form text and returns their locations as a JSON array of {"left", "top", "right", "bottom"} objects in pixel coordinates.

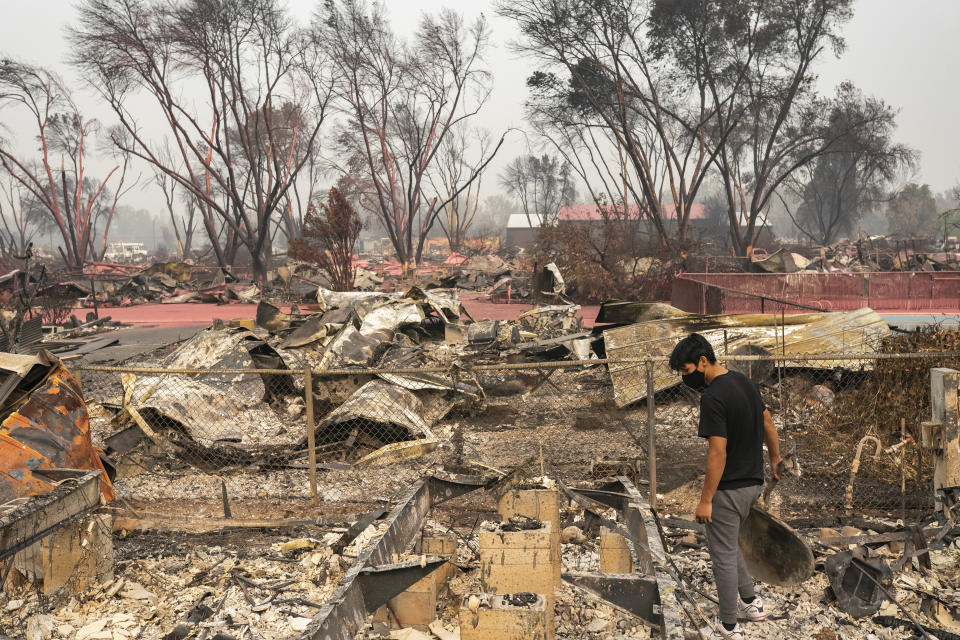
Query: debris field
[{"left": 1, "top": 282, "right": 959, "bottom": 640}]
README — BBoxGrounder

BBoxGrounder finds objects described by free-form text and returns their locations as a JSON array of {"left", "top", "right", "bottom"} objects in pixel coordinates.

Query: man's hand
[
  {"left": 770, "top": 455, "right": 783, "bottom": 481},
  {"left": 695, "top": 500, "right": 712, "bottom": 524}
]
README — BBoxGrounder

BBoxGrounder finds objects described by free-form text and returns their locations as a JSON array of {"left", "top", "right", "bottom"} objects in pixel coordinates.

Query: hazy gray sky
[{"left": 2, "top": 0, "right": 959, "bottom": 217}]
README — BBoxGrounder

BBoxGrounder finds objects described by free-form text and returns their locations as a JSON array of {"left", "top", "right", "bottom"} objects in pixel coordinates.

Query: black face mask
[{"left": 682, "top": 369, "right": 706, "bottom": 392}]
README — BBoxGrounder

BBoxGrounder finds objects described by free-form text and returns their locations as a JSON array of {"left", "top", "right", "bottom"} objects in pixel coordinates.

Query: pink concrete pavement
[{"left": 74, "top": 299, "right": 602, "bottom": 328}]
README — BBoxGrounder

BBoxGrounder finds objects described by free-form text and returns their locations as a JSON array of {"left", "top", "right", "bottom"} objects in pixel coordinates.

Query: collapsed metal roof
[{"left": 604, "top": 307, "right": 891, "bottom": 407}]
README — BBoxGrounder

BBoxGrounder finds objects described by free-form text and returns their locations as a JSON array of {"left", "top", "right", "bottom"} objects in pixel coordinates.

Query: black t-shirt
[{"left": 698, "top": 370, "right": 765, "bottom": 490}]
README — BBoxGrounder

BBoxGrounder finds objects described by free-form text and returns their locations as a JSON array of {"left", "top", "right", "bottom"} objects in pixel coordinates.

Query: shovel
[{"left": 738, "top": 461, "right": 815, "bottom": 586}]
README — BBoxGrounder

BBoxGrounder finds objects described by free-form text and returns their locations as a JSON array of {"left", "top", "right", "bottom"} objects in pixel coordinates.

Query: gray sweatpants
[{"left": 705, "top": 484, "right": 763, "bottom": 625}]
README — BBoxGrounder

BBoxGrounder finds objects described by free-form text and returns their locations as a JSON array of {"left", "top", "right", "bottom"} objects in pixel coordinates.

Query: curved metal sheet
[{"left": 0, "top": 358, "right": 113, "bottom": 504}]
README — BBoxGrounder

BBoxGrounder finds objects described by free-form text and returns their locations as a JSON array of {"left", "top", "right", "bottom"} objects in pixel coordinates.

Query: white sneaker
[
  {"left": 737, "top": 596, "right": 768, "bottom": 621},
  {"left": 699, "top": 617, "right": 745, "bottom": 639}
]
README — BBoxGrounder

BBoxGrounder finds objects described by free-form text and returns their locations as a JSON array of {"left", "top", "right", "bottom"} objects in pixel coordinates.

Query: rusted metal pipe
[{"left": 845, "top": 436, "right": 882, "bottom": 514}]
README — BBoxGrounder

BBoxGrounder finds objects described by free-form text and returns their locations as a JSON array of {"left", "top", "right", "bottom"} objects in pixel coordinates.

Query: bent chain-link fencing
[{"left": 67, "top": 350, "right": 959, "bottom": 531}]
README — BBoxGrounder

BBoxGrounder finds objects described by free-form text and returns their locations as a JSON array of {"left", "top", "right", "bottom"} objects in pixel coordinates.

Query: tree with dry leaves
[
  {"left": 289, "top": 182, "right": 363, "bottom": 291},
  {"left": 0, "top": 174, "right": 40, "bottom": 262}
]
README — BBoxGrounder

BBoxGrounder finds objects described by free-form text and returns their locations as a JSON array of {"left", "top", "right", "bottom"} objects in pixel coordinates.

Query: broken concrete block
[
  {"left": 288, "top": 617, "right": 313, "bottom": 632},
  {"left": 478, "top": 522, "right": 557, "bottom": 597},
  {"left": 38, "top": 514, "right": 114, "bottom": 596},
  {"left": 584, "top": 616, "right": 610, "bottom": 633},
  {"left": 599, "top": 527, "right": 634, "bottom": 574},
  {"left": 76, "top": 620, "right": 108, "bottom": 640},
  {"left": 459, "top": 594, "right": 549, "bottom": 640},
  {"left": 840, "top": 526, "right": 864, "bottom": 538},
  {"left": 25, "top": 614, "right": 55, "bottom": 640},
  {"left": 497, "top": 488, "right": 561, "bottom": 588},
  {"left": 428, "top": 620, "right": 461, "bottom": 640},
  {"left": 120, "top": 581, "right": 158, "bottom": 605}
]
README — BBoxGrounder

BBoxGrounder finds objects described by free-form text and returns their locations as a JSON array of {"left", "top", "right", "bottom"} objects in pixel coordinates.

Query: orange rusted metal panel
[{"left": 0, "top": 362, "right": 113, "bottom": 504}]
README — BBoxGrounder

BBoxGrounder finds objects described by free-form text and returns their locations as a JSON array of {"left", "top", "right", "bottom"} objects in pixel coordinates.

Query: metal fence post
[
  {"left": 646, "top": 360, "right": 657, "bottom": 509},
  {"left": 304, "top": 368, "right": 318, "bottom": 505}
]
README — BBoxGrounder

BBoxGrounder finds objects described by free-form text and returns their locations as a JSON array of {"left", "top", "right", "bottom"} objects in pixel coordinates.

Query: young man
[{"left": 669, "top": 333, "right": 782, "bottom": 640}]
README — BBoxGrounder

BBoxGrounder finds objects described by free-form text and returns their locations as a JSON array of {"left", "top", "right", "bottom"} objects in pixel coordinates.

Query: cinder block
[
  {"left": 497, "top": 488, "right": 561, "bottom": 587},
  {"left": 497, "top": 487, "right": 561, "bottom": 526},
  {"left": 459, "top": 594, "right": 549, "bottom": 640},
  {"left": 384, "top": 582, "right": 438, "bottom": 627},
  {"left": 478, "top": 522, "right": 556, "bottom": 596},
  {"left": 416, "top": 533, "right": 458, "bottom": 586},
  {"left": 599, "top": 526, "right": 634, "bottom": 574},
  {"left": 374, "top": 533, "right": 459, "bottom": 627}
]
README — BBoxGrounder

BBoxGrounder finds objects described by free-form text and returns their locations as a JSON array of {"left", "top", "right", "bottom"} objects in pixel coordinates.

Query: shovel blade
[{"left": 739, "top": 506, "right": 815, "bottom": 586}]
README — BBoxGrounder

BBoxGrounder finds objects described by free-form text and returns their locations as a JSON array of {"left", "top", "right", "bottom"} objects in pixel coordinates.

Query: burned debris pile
[
  {"left": 5, "top": 274, "right": 960, "bottom": 640},
  {"left": 87, "top": 287, "right": 593, "bottom": 476}
]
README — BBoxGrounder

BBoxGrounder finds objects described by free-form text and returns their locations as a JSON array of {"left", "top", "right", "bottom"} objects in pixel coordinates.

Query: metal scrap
[
  {"left": 0, "top": 351, "right": 114, "bottom": 503},
  {"left": 604, "top": 307, "right": 891, "bottom": 406},
  {"left": 313, "top": 380, "right": 439, "bottom": 450}
]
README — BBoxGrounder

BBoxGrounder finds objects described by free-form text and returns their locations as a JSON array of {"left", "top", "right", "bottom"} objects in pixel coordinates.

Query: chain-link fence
[
  {"left": 68, "top": 348, "right": 958, "bottom": 528},
  {"left": 608, "top": 351, "right": 951, "bottom": 526}
]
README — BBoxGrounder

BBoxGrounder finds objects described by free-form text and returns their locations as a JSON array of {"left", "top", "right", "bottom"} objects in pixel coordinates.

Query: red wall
[{"left": 672, "top": 272, "right": 960, "bottom": 314}]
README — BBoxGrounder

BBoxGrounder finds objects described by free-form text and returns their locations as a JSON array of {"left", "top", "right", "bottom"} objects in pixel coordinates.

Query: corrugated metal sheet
[
  {"left": 603, "top": 308, "right": 890, "bottom": 407},
  {"left": 0, "top": 352, "right": 114, "bottom": 503}
]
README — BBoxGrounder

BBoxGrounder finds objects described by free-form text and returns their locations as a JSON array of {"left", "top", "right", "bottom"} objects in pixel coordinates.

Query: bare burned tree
[
  {"left": 499, "top": 153, "right": 577, "bottom": 228},
  {"left": 778, "top": 84, "right": 916, "bottom": 245},
  {"left": 0, "top": 174, "right": 38, "bottom": 262},
  {"left": 0, "top": 59, "right": 131, "bottom": 270},
  {"left": 0, "top": 245, "right": 45, "bottom": 353},
  {"left": 155, "top": 167, "right": 198, "bottom": 260},
  {"left": 649, "top": 0, "right": 867, "bottom": 257},
  {"left": 430, "top": 126, "right": 491, "bottom": 255},
  {"left": 319, "top": 0, "right": 505, "bottom": 273},
  {"left": 501, "top": 0, "right": 718, "bottom": 253},
  {"left": 70, "top": 0, "right": 334, "bottom": 279}
]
